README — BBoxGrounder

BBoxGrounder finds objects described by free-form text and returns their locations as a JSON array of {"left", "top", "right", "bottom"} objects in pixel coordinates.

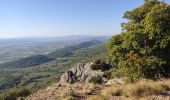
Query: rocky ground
[
  {"left": 57, "top": 62, "right": 107, "bottom": 85},
  {"left": 25, "top": 83, "right": 102, "bottom": 100},
  {"left": 23, "top": 62, "right": 170, "bottom": 100},
  {"left": 24, "top": 82, "right": 170, "bottom": 100}
]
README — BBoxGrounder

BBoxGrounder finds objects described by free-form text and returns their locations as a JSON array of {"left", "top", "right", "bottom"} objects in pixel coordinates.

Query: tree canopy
[{"left": 107, "top": 0, "right": 170, "bottom": 82}]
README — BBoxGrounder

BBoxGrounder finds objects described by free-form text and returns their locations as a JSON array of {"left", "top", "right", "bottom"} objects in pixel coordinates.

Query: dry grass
[
  {"left": 101, "top": 85, "right": 123, "bottom": 96},
  {"left": 88, "top": 79, "right": 170, "bottom": 99},
  {"left": 62, "top": 86, "right": 78, "bottom": 100},
  {"left": 88, "top": 95, "right": 108, "bottom": 100},
  {"left": 125, "top": 80, "right": 169, "bottom": 97},
  {"left": 63, "top": 83, "right": 98, "bottom": 99},
  {"left": 63, "top": 88, "right": 75, "bottom": 97},
  {"left": 27, "top": 79, "right": 170, "bottom": 100},
  {"left": 63, "top": 96, "right": 75, "bottom": 100},
  {"left": 83, "top": 83, "right": 95, "bottom": 94}
]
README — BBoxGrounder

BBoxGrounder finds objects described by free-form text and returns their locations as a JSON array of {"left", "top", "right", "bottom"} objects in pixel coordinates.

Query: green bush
[
  {"left": 0, "top": 87, "right": 31, "bottom": 100},
  {"left": 103, "top": 70, "right": 112, "bottom": 79},
  {"left": 89, "top": 75, "right": 103, "bottom": 84},
  {"left": 106, "top": 0, "right": 170, "bottom": 82},
  {"left": 91, "top": 59, "right": 111, "bottom": 71}
]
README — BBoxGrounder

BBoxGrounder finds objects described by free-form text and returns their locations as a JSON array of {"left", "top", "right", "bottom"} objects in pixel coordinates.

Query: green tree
[{"left": 107, "top": 0, "right": 170, "bottom": 82}]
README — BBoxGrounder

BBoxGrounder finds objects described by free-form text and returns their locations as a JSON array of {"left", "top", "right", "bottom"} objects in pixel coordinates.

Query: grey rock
[{"left": 58, "top": 62, "right": 105, "bottom": 85}]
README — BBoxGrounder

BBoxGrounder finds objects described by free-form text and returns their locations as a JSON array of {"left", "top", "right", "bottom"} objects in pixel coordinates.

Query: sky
[{"left": 0, "top": 0, "right": 170, "bottom": 39}]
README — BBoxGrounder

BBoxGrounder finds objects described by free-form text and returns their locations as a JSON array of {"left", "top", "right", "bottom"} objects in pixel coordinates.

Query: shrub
[
  {"left": 101, "top": 85, "right": 123, "bottom": 96},
  {"left": 118, "top": 52, "right": 164, "bottom": 82},
  {"left": 83, "top": 83, "right": 95, "bottom": 95},
  {"left": 89, "top": 75, "right": 103, "bottom": 84},
  {"left": 106, "top": 0, "right": 170, "bottom": 82},
  {"left": 0, "top": 87, "right": 31, "bottom": 100},
  {"left": 90, "top": 64, "right": 101, "bottom": 70},
  {"left": 103, "top": 70, "right": 113, "bottom": 79},
  {"left": 91, "top": 59, "right": 111, "bottom": 71},
  {"left": 103, "top": 69, "right": 123, "bottom": 79}
]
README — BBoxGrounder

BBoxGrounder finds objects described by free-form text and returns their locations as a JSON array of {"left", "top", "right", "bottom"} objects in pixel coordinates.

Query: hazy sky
[{"left": 0, "top": 0, "right": 169, "bottom": 38}]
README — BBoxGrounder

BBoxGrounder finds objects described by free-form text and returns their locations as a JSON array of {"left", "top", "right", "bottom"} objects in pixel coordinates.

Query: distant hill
[
  {"left": 0, "top": 40, "right": 105, "bottom": 69},
  {"left": 47, "top": 40, "right": 104, "bottom": 58},
  {"left": 77, "top": 40, "right": 103, "bottom": 48},
  {"left": 0, "top": 55, "right": 55, "bottom": 68},
  {"left": 0, "top": 36, "right": 110, "bottom": 47}
]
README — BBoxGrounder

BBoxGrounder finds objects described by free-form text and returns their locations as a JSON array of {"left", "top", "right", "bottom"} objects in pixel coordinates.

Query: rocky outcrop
[{"left": 58, "top": 62, "right": 106, "bottom": 85}]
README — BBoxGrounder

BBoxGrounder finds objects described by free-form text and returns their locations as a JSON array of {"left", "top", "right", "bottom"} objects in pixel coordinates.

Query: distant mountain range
[{"left": 0, "top": 35, "right": 110, "bottom": 47}]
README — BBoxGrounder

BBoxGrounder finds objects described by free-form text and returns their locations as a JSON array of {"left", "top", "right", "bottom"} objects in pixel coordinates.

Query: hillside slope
[
  {"left": 25, "top": 63, "right": 170, "bottom": 100},
  {"left": 47, "top": 40, "right": 104, "bottom": 58},
  {"left": 0, "top": 40, "right": 106, "bottom": 94},
  {"left": 0, "top": 55, "right": 55, "bottom": 68}
]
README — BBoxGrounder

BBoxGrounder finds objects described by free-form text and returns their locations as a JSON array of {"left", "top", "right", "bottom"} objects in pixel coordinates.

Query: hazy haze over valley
[{"left": 0, "top": 36, "right": 110, "bottom": 63}]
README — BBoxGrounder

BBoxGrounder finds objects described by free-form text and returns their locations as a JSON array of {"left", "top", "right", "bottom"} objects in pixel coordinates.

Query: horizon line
[{"left": 0, "top": 34, "right": 112, "bottom": 40}]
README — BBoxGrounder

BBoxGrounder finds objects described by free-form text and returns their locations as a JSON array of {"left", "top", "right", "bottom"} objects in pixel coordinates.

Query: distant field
[{"left": 0, "top": 42, "right": 66, "bottom": 63}]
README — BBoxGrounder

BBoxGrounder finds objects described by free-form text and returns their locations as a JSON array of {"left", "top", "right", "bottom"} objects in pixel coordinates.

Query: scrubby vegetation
[
  {"left": 106, "top": 0, "right": 170, "bottom": 82},
  {"left": 83, "top": 83, "right": 95, "bottom": 95},
  {"left": 91, "top": 59, "right": 111, "bottom": 71},
  {"left": 0, "top": 55, "right": 55, "bottom": 68},
  {"left": 0, "top": 87, "right": 31, "bottom": 100},
  {"left": 95, "top": 80, "right": 170, "bottom": 98},
  {"left": 89, "top": 75, "right": 103, "bottom": 84},
  {"left": 26, "top": 79, "right": 170, "bottom": 100},
  {"left": 47, "top": 40, "right": 103, "bottom": 58}
]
